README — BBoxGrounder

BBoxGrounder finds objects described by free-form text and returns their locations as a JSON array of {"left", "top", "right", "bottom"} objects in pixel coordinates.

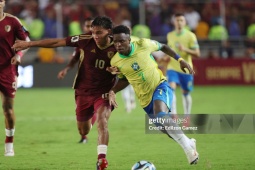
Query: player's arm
[
  {"left": 13, "top": 38, "right": 67, "bottom": 51},
  {"left": 11, "top": 36, "right": 31, "bottom": 65},
  {"left": 58, "top": 48, "right": 80, "bottom": 79},
  {"left": 160, "top": 44, "right": 195, "bottom": 75},
  {"left": 179, "top": 45, "right": 200, "bottom": 58},
  {"left": 108, "top": 78, "right": 130, "bottom": 108}
]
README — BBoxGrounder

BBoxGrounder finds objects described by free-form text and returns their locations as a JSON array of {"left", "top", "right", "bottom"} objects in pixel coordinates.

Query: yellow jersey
[
  {"left": 111, "top": 38, "right": 166, "bottom": 107},
  {"left": 167, "top": 29, "right": 199, "bottom": 73}
]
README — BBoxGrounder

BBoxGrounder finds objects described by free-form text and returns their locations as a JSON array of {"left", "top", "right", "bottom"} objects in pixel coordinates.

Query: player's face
[
  {"left": 91, "top": 26, "right": 110, "bottom": 47},
  {"left": 83, "top": 20, "right": 92, "bottom": 33},
  {"left": 174, "top": 16, "right": 186, "bottom": 30},
  {"left": 113, "top": 33, "right": 131, "bottom": 55},
  {"left": 0, "top": 0, "right": 5, "bottom": 8}
]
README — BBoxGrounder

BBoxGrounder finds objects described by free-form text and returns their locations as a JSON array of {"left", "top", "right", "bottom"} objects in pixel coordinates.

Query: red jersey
[
  {"left": 0, "top": 13, "right": 28, "bottom": 75},
  {"left": 66, "top": 33, "right": 117, "bottom": 95}
]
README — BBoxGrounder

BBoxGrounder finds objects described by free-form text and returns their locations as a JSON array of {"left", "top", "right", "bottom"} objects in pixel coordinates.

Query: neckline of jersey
[{"left": 119, "top": 43, "right": 135, "bottom": 58}]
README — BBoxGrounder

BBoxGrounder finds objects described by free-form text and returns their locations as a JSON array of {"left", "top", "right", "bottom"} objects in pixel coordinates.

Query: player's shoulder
[
  {"left": 5, "top": 13, "right": 21, "bottom": 23},
  {"left": 186, "top": 29, "right": 197, "bottom": 37}
]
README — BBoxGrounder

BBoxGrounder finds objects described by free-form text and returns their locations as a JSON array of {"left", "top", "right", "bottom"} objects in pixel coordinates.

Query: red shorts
[
  {"left": 75, "top": 89, "right": 112, "bottom": 122},
  {"left": 0, "top": 74, "right": 17, "bottom": 98}
]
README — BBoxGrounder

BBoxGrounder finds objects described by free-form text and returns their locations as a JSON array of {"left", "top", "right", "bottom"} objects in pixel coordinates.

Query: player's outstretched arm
[
  {"left": 12, "top": 38, "right": 67, "bottom": 51},
  {"left": 11, "top": 36, "right": 31, "bottom": 65},
  {"left": 160, "top": 44, "right": 195, "bottom": 75}
]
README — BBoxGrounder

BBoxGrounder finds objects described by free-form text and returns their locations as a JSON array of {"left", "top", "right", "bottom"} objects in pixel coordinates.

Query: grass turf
[{"left": 0, "top": 86, "right": 254, "bottom": 169}]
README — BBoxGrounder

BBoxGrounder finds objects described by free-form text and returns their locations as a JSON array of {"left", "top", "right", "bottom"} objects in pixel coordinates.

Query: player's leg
[
  {"left": 1, "top": 93, "right": 15, "bottom": 156},
  {"left": 75, "top": 93, "right": 95, "bottom": 143},
  {"left": 0, "top": 75, "right": 17, "bottom": 157},
  {"left": 94, "top": 99, "right": 112, "bottom": 170},
  {"left": 79, "top": 113, "right": 97, "bottom": 143},
  {"left": 179, "top": 73, "right": 194, "bottom": 125},
  {"left": 150, "top": 81, "right": 198, "bottom": 164},
  {"left": 167, "top": 70, "right": 179, "bottom": 117},
  {"left": 121, "top": 86, "right": 131, "bottom": 113},
  {"left": 129, "top": 85, "right": 136, "bottom": 111}
]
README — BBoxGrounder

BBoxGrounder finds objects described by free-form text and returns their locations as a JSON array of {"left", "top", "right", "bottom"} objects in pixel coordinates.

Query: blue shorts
[
  {"left": 167, "top": 70, "right": 193, "bottom": 92},
  {"left": 143, "top": 81, "right": 173, "bottom": 115}
]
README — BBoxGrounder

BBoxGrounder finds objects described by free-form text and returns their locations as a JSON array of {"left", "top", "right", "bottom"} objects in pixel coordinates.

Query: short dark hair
[
  {"left": 174, "top": 13, "right": 185, "bottom": 18},
  {"left": 92, "top": 16, "right": 113, "bottom": 29},
  {"left": 112, "top": 25, "right": 130, "bottom": 35},
  {"left": 84, "top": 17, "right": 93, "bottom": 22}
]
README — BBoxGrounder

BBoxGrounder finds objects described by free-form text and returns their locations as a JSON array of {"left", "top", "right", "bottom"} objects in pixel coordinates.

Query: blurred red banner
[{"left": 193, "top": 59, "right": 255, "bottom": 85}]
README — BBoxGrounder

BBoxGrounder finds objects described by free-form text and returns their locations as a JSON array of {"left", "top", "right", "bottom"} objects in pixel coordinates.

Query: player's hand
[
  {"left": 11, "top": 54, "right": 21, "bottom": 65},
  {"left": 180, "top": 60, "right": 195, "bottom": 75},
  {"left": 57, "top": 68, "right": 68, "bottom": 79},
  {"left": 108, "top": 90, "right": 118, "bottom": 108},
  {"left": 12, "top": 40, "right": 30, "bottom": 51},
  {"left": 177, "top": 44, "right": 185, "bottom": 51},
  {"left": 106, "top": 66, "right": 121, "bottom": 75}
]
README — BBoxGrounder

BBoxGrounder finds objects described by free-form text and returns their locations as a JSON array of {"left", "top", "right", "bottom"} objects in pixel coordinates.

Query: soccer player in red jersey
[
  {"left": 13, "top": 16, "right": 115, "bottom": 170},
  {"left": 0, "top": 0, "right": 30, "bottom": 156},
  {"left": 57, "top": 17, "right": 95, "bottom": 144}
]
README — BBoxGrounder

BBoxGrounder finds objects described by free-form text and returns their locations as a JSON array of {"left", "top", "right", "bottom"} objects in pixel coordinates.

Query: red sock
[
  {"left": 81, "top": 135, "right": 87, "bottom": 139},
  {"left": 5, "top": 136, "right": 13, "bottom": 143},
  {"left": 98, "top": 154, "right": 106, "bottom": 160}
]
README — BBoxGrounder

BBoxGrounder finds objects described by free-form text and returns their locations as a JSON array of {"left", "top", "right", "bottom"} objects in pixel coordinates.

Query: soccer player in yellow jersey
[
  {"left": 107, "top": 25, "right": 199, "bottom": 165},
  {"left": 166, "top": 13, "right": 200, "bottom": 120}
]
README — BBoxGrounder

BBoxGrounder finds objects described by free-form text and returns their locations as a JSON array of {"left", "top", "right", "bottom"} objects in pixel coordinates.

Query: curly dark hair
[{"left": 112, "top": 25, "right": 130, "bottom": 35}]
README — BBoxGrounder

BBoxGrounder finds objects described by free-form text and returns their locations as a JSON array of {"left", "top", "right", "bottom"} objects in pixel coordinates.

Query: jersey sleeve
[
  {"left": 65, "top": 33, "right": 92, "bottom": 48},
  {"left": 13, "top": 17, "right": 29, "bottom": 40},
  {"left": 72, "top": 47, "right": 80, "bottom": 60},
  {"left": 143, "top": 38, "right": 162, "bottom": 52},
  {"left": 189, "top": 33, "right": 199, "bottom": 49}
]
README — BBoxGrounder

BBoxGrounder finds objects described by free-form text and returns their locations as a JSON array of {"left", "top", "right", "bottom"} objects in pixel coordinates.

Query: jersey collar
[{"left": 119, "top": 43, "right": 135, "bottom": 58}]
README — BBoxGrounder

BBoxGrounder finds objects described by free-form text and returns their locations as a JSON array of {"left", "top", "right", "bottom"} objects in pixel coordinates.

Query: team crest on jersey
[
  {"left": 5, "top": 25, "right": 11, "bottom": 32},
  {"left": 131, "top": 62, "right": 140, "bottom": 71},
  {"left": 108, "top": 51, "right": 115, "bottom": 58}
]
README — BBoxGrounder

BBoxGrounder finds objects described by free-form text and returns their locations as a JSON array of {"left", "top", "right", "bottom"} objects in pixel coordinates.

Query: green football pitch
[{"left": 0, "top": 86, "right": 254, "bottom": 170}]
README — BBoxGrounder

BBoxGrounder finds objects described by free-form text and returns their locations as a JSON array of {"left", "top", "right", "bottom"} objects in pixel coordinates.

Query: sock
[
  {"left": 182, "top": 93, "right": 192, "bottom": 115},
  {"left": 171, "top": 92, "right": 177, "bottom": 114},
  {"left": 5, "top": 129, "right": 15, "bottom": 143},
  {"left": 97, "top": 145, "right": 107, "bottom": 159},
  {"left": 156, "top": 112, "right": 191, "bottom": 150}
]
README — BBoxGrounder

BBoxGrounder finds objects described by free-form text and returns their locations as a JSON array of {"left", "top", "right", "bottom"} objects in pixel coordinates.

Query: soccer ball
[{"left": 131, "top": 160, "right": 156, "bottom": 170}]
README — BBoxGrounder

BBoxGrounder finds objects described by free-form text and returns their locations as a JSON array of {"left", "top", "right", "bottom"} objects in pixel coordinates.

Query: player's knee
[{"left": 97, "top": 117, "right": 108, "bottom": 132}]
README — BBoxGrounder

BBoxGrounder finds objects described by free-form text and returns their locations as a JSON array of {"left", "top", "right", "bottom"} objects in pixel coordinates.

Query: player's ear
[{"left": 108, "top": 29, "right": 112, "bottom": 35}]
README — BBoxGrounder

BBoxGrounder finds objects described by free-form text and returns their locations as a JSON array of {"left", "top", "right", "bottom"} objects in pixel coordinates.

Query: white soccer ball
[{"left": 131, "top": 160, "right": 156, "bottom": 170}]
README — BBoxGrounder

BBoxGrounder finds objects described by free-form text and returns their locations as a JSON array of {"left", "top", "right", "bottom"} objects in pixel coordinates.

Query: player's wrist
[
  {"left": 174, "top": 54, "right": 181, "bottom": 61},
  {"left": 178, "top": 58, "right": 184, "bottom": 62}
]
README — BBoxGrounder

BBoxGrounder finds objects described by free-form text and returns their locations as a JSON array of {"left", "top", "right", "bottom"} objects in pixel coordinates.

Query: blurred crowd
[{"left": 5, "top": 0, "right": 255, "bottom": 59}]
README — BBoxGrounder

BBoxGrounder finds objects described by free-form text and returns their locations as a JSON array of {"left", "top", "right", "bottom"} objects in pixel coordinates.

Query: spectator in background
[
  {"left": 195, "top": 17, "right": 209, "bottom": 40},
  {"left": 208, "top": 17, "right": 229, "bottom": 40},
  {"left": 20, "top": 10, "right": 44, "bottom": 40},
  {"left": 132, "top": 24, "right": 151, "bottom": 38},
  {"left": 245, "top": 12, "right": 255, "bottom": 59},
  {"left": 36, "top": 47, "right": 64, "bottom": 63},
  {"left": 42, "top": 4, "right": 60, "bottom": 38},
  {"left": 184, "top": 4, "right": 200, "bottom": 32},
  {"left": 218, "top": 40, "right": 234, "bottom": 59}
]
